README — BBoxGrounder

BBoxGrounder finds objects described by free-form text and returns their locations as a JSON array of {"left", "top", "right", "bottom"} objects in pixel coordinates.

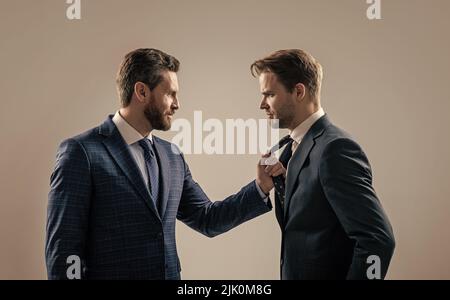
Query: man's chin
[
  {"left": 163, "top": 115, "right": 174, "bottom": 130},
  {"left": 161, "top": 121, "right": 172, "bottom": 131},
  {"left": 147, "top": 117, "right": 171, "bottom": 131}
]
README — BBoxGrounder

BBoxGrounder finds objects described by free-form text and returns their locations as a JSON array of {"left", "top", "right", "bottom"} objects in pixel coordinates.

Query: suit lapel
[
  {"left": 152, "top": 137, "right": 170, "bottom": 220},
  {"left": 284, "top": 136, "right": 315, "bottom": 219},
  {"left": 284, "top": 115, "right": 330, "bottom": 220},
  {"left": 99, "top": 116, "right": 161, "bottom": 221}
]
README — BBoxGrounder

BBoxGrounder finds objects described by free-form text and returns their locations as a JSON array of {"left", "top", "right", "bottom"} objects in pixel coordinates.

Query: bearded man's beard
[{"left": 144, "top": 102, "right": 171, "bottom": 131}]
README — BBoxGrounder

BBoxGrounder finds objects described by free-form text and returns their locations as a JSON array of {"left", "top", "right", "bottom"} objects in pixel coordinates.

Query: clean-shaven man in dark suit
[
  {"left": 252, "top": 49, "right": 395, "bottom": 280},
  {"left": 46, "top": 48, "right": 273, "bottom": 280}
]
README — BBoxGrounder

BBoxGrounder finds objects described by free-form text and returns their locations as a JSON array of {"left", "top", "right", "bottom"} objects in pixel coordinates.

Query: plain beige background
[{"left": 1, "top": 0, "right": 449, "bottom": 279}]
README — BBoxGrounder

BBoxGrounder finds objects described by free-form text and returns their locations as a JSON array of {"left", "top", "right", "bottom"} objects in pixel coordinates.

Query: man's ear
[
  {"left": 294, "top": 83, "right": 306, "bottom": 102},
  {"left": 134, "top": 82, "right": 150, "bottom": 103}
]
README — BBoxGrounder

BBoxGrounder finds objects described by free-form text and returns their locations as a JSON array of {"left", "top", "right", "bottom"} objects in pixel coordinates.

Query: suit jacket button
[{"left": 280, "top": 259, "right": 284, "bottom": 266}]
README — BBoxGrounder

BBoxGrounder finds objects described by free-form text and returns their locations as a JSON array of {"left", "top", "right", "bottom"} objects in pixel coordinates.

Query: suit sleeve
[
  {"left": 45, "top": 138, "right": 91, "bottom": 279},
  {"left": 177, "top": 154, "right": 272, "bottom": 238},
  {"left": 319, "top": 138, "right": 395, "bottom": 280}
]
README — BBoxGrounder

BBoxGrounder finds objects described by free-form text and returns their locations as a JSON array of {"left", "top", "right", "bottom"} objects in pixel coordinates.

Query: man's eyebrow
[{"left": 262, "top": 90, "right": 274, "bottom": 94}]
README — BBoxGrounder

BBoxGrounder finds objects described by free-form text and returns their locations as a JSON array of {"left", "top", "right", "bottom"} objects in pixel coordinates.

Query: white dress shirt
[
  {"left": 112, "top": 111, "right": 153, "bottom": 192},
  {"left": 290, "top": 107, "right": 325, "bottom": 153}
]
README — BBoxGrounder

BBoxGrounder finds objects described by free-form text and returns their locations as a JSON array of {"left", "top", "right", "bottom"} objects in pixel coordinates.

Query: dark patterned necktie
[
  {"left": 138, "top": 138, "right": 160, "bottom": 207},
  {"left": 271, "top": 135, "right": 293, "bottom": 206}
]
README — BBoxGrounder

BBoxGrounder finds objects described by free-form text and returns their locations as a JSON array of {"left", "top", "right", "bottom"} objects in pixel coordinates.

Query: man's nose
[
  {"left": 260, "top": 97, "right": 268, "bottom": 110},
  {"left": 173, "top": 97, "right": 180, "bottom": 110}
]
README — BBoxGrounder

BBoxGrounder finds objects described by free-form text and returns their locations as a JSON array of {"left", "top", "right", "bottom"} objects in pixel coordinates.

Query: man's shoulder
[
  {"left": 319, "top": 121, "right": 362, "bottom": 152},
  {"left": 58, "top": 122, "right": 105, "bottom": 154},
  {"left": 72, "top": 126, "right": 101, "bottom": 142},
  {"left": 316, "top": 122, "right": 372, "bottom": 175},
  {"left": 69, "top": 124, "right": 101, "bottom": 144},
  {"left": 311, "top": 121, "right": 371, "bottom": 168},
  {"left": 322, "top": 122, "right": 353, "bottom": 142}
]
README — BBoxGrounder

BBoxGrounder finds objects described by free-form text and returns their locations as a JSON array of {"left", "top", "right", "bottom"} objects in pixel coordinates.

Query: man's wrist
[{"left": 256, "top": 179, "right": 272, "bottom": 195}]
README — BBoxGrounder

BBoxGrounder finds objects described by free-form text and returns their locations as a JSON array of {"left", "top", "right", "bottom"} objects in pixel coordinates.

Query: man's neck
[
  {"left": 119, "top": 107, "right": 153, "bottom": 137},
  {"left": 288, "top": 104, "right": 322, "bottom": 132}
]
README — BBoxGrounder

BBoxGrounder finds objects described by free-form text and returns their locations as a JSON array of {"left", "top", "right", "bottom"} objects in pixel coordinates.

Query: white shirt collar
[
  {"left": 290, "top": 107, "right": 325, "bottom": 144},
  {"left": 112, "top": 111, "right": 153, "bottom": 145}
]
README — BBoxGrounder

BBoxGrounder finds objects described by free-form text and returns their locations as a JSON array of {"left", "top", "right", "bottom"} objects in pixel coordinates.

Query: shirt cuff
[{"left": 254, "top": 181, "right": 269, "bottom": 204}]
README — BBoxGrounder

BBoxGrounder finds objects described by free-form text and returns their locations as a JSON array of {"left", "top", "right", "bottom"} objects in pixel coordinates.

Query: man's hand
[
  {"left": 257, "top": 153, "right": 273, "bottom": 194},
  {"left": 256, "top": 153, "right": 287, "bottom": 194},
  {"left": 265, "top": 160, "right": 287, "bottom": 178}
]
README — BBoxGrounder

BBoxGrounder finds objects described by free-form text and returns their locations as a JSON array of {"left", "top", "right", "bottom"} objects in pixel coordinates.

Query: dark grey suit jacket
[
  {"left": 46, "top": 115, "right": 271, "bottom": 280},
  {"left": 276, "top": 115, "right": 395, "bottom": 280}
]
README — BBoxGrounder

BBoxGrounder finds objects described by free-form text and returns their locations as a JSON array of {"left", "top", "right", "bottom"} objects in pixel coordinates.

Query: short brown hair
[
  {"left": 251, "top": 49, "right": 323, "bottom": 99},
  {"left": 116, "top": 48, "right": 180, "bottom": 107}
]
